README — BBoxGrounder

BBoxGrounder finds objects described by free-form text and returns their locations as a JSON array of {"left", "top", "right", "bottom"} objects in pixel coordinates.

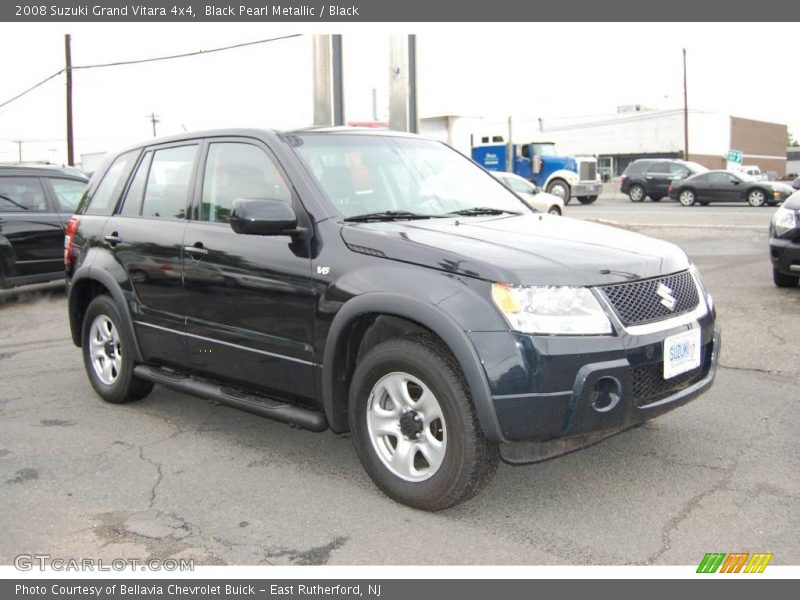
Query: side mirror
[{"left": 229, "top": 198, "right": 298, "bottom": 236}]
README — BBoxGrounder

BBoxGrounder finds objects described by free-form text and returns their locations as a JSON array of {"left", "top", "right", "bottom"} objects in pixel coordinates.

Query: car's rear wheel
[
  {"left": 548, "top": 205, "right": 562, "bottom": 215},
  {"left": 349, "top": 335, "right": 499, "bottom": 511},
  {"left": 748, "top": 189, "right": 767, "bottom": 207},
  {"left": 82, "top": 295, "right": 153, "bottom": 404},
  {"left": 628, "top": 184, "right": 645, "bottom": 202},
  {"left": 773, "top": 267, "right": 799, "bottom": 288},
  {"left": 678, "top": 189, "right": 696, "bottom": 206}
]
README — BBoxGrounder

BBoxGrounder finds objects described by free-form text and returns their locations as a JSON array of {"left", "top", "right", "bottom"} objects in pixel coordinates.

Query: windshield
[{"left": 290, "top": 134, "right": 530, "bottom": 218}]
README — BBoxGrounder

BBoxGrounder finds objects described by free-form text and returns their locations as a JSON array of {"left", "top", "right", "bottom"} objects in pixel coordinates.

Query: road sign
[{"left": 727, "top": 149, "right": 743, "bottom": 164}]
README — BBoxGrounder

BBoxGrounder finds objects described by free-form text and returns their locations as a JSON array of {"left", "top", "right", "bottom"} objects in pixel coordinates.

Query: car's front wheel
[
  {"left": 81, "top": 295, "right": 153, "bottom": 404},
  {"left": 548, "top": 205, "right": 562, "bottom": 215},
  {"left": 678, "top": 189, "right": 697, "bottom": 206},
  {"left": 349, "top": 335, "right": 499, "bottom": 510}
]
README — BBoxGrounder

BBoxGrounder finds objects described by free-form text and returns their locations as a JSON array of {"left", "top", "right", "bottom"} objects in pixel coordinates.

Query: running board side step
[{"left": 133, "top": 365, "right": 328, "bottom": 432}]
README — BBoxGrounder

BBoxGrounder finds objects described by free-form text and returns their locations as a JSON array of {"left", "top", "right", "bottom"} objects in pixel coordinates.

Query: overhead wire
[{"left": 0, "top": 33, "right": 303, "bottom": 111}]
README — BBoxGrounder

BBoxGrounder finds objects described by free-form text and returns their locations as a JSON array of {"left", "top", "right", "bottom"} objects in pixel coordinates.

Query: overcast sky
[{"left": 0, "top": 22, "right": 797, "bottom": 164}]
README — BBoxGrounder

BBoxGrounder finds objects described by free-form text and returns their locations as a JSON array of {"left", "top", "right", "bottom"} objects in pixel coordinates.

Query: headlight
[
  {"left": 772, "top": 206, "right": 797, "bottom": 236},
  {"left": 491, "top": 284, "right": 612, "bottom": 335}
]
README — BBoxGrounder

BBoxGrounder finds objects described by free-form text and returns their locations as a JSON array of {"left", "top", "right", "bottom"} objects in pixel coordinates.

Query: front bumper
[
  {"left": 571, "top": 181, "right": 603, "bottom": 197},
  {"left": 769, "top": 236, "right": 800, "bottom": 275},
  {"left": 468, "top": 312, "right": 719, "bottom": 453}
]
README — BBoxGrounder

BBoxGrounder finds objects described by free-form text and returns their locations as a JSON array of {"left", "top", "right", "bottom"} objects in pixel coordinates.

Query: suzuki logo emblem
[{"left": 656, "top": 283, "right": 677, "bottom": 311}]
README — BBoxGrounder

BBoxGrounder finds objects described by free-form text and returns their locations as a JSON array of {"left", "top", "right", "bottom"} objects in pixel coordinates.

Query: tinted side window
[
  {"left": 119, "top": 152, "right": 153, "bottom": 216},
  {"left": 201, "top": 142, "right": 290, "bottom": 223},
  {"left": 141, "top": 145, "right": 197, "bottom": 220},
  {"left": 85, "top": 150, "right": 139, "bottom": 216},
  {"left": 647, "top": 161, "right": 671, "bottom": 175},
  {"left": 49, "top": 178, "right": 87, "bottom": 212},
  {"left": 0, "top": 177, "right": 48, "bottom": 212},
  {"left": 623, "top": 161, "right": 649, "bottom": 176},
  {"left": 709, "top": 172, "right": 736, "bottom": 185}
]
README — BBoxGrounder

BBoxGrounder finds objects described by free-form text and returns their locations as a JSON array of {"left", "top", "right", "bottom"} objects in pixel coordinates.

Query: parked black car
[
  {"left": 769, "top": 191, "right": 800, "bottom": 287},
  {"left": 668, "top": 170, "right": 795, "bottom": 207},
  {"left": 792, "top": 176, "right": 800, "bottom": 191},
  {"left": 0, "top": 165, "right": 88, "bottom": 289},
  {"left": 65, "top": 129, "right": 720, "bottom": 510},
  {"left": 620, "top": 159, "right": 707, "bottom": 202}
]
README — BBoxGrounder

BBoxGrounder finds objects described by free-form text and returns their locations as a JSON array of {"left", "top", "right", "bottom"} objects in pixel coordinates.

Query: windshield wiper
[
  {"left": 344, "top": 210, "right": 440, "bottom": 222},
  {"left": 447, "top": 207, "right": 523, "bottom": 216}
]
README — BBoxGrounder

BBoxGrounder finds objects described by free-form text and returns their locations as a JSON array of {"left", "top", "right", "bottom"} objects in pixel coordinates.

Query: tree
[{"left": 789, "top": 131, "right": 799, "bottom": 147}]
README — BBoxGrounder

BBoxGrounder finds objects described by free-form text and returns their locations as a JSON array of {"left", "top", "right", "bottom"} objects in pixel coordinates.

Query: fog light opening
[{"left": 591, "top": 377, "right": 622, "bottom": 413}]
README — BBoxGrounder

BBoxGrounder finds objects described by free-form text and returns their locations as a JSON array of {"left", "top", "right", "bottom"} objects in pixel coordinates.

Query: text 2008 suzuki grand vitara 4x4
[{"left": 65, "top": 128, "right": 720, "bottom": 510}]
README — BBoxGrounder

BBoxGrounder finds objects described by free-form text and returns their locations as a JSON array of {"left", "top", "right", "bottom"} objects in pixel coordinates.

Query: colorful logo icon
[{"left": 697, "top": 552, "right": 773, "bottom": 573}]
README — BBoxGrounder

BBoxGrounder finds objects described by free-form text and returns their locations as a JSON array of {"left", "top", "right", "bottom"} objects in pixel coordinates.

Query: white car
[
  {"left": 737, "top": 165, "right": 766, "bottom": 181},
  {"left": 491, "top": 171, "right": 565, "bottom": 215}
]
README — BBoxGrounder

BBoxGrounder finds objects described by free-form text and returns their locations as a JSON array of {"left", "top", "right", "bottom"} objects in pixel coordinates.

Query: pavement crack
[
  {"left": 718, "top": 363, "right": 795, "bottom": 376},
  {"left": 138, "top": 446, "right": 163, "bottom": 510},
  {"left": 641, "top": 459, "right": 737, "bottom": 565}
]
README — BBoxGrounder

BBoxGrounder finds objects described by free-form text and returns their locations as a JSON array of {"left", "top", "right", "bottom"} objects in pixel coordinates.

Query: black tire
[
  {"left": 577, "top": 196, "right": 598, "bottom": 205},
  {"left": 547, "top": 205, "right": 562, "bottom": 215},
  {"left": 546, "top": 180, "right": 571, "bottom": 205},
  {"left": 81, "top": 295, "right": 153, "bottom": 404},
  {"left": 628, "top": 184, "right": 646, "bottom": 202},
  {"left": 678, "top": 188, "right": 697, "bottom": 206},
  {"left": 699, "top": 201, "right": 710, "bottom": 206},
  {"left": 747, "top": 188, "right": 767, "bottom": 207},
  {"left": 773, "top": 268, "right": 799, "bottom": 288},
  {"left": 349, "top": 334, "right": 499, "bottom": 511},
  {"left": 651, "top": 196, "right": 663, "bottom": 202}
]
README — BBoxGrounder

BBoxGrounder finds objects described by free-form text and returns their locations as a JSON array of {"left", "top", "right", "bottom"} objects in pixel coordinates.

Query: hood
[
  {"left": 340, "top": 214, "right": 690, "bottom": 286},
  {"left": 766, "top": 181, "right": 795, "bottom": 194}
]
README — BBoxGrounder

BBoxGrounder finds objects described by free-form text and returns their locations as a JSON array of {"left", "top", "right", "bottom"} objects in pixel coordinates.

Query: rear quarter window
[{"left": 83, "top": 150, "right": 139, "bottom": 216}]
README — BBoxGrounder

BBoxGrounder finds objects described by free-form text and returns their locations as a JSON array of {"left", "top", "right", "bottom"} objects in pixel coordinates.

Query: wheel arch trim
[
  {"left": 322, "top": 292, "right": 506, "bottom": 442},
  {"left": 68, "top": 266, "right": 144, "bottom": 363}
]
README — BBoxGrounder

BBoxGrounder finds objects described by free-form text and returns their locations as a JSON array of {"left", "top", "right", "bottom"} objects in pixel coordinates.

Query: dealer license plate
[{"left": 663, "top": 328, "right": 702, "bottom": 379}]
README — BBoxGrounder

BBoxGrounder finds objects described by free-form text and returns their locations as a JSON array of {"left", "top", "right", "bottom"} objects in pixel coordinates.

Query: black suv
[
  {"left": 1, "top": 165, "right": 88, "bottom": 289},
  {"left": 769, "top": 191, "right": 800, "bottom": 287},
  {"left": 65, "top": 129, "right": 720, "bottom": 510},
  {"left": 620, "top": 159, "right": 707, "bottom": 202}
]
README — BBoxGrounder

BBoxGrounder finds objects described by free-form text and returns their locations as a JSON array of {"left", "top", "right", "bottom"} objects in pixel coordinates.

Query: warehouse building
[{"left": 540, "top": 107, "right": 788, "bottom": 179}]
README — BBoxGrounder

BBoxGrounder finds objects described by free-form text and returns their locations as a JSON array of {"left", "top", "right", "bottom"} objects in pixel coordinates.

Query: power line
[{"left": 0, "top": 33, "right": 303, "bottom": 111}]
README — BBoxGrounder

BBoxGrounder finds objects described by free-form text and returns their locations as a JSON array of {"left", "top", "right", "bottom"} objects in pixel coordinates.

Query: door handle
[
  {"left": 104, "top": 232, "right": 122, "bottom": 246},
  {"left": 184, "top": 242, "right": 208, "bottom": 256}
]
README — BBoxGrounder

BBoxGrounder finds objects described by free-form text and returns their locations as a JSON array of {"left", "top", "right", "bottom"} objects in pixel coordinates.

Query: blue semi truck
[{"left": 472, "top": 141, "right": 603, "bottom": 205}]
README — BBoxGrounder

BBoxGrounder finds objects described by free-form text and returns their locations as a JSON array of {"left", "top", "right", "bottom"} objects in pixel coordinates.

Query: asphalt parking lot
[{"left": 1, "top": 189, "right": 798, "bottom": 566}]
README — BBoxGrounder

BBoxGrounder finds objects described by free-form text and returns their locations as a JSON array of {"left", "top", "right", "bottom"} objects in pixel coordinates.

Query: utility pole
[
  {"left": 312, "top": 34, "right": 344, "bottom": 127},
  {"left": 389, "top": 34, "right": 418, "bottom": 133},
  {"left": 13, "top": 140, "right": 23, "bottom": 164},
  {"left": 683, "top": 48, "right": 689, "bottom": 161},
  {"left": 147, "top": 112, "right": 160, "bottom": 137},
  {"left": 65, "top": 34, "right": 75, "bottom": 167}
]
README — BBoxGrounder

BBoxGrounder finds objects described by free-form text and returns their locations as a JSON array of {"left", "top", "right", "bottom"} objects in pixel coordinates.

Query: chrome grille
[
  {"left": 600, "top": 270, "right": 700, "bottom": 326},
  {"left": 579, "top": 161, "right": 597, "bottom": 181}
]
